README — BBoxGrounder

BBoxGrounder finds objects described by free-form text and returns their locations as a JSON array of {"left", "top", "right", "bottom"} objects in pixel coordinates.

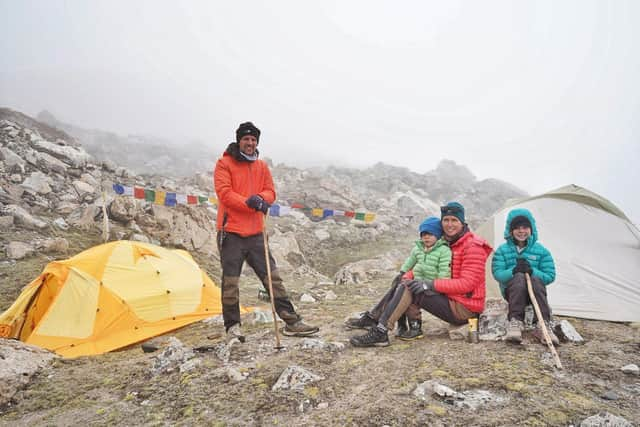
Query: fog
[{"left": 1, "top": 1, "right": 639, "bottom": 223}]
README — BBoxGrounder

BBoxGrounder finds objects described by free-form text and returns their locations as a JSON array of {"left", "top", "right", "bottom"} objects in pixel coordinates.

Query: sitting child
[
  {"left": 346, "top": 216, "right": 451, "bottom": 340},
  {"left": 491, "top": 208, "right": 559, "bottom": 345},
  {"left": 396, "top": 216, "right": 452, "bottom": 339}
]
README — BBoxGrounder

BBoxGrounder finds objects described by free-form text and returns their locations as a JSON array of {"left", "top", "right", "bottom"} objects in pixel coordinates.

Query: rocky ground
[
  {"left": 1, "top": 240, "right": 639, "bottom": 426},
  {"left": 1, "top": 109, "right": 638, "bottom": 426}
]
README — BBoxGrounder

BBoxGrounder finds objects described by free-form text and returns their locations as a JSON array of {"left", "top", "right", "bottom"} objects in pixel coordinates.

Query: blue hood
[{"left": 503, "top": 208, "right": 538, "bottom": 247}]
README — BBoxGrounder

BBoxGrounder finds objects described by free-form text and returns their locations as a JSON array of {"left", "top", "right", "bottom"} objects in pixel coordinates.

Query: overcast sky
[{"left": 1, "top": 1, "right": 639, "bottom": 223}]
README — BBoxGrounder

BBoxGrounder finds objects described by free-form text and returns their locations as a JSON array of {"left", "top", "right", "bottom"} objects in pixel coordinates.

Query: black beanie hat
[
  {"left": 236, "top": 122, "right": 260, "bottom": 143},
  {"left": 510, "top": 215, "right": 532, "bottom": 231}
]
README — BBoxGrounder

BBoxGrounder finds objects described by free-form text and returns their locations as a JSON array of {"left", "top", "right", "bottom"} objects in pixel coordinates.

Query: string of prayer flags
[
  {"left": 112, "top": 184, "right": 217, "bottom": 207},
  {"left": 112, "top": 183, "right": 375, "bottom": 222}
]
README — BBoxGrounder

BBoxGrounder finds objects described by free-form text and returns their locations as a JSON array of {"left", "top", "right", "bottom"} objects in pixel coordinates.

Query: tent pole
[{"left": 526, "top": 273, "right": 562, "bottom": 369}]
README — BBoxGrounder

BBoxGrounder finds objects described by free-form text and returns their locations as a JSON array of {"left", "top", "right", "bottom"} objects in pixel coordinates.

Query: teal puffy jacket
[
  {"left": 491, "top": 208, "right": 556, "bottom": 298},
  {"left": 401, "top": 238, "right": 452, "bottom": 280}
]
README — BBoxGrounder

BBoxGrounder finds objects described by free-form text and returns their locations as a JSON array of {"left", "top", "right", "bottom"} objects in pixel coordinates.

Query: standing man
[
  {"left": 214, "top": 121, "right": 319, "bottom": 341},
  {"left": 349, "top": 202, "right": 493, "bottom": 347}
]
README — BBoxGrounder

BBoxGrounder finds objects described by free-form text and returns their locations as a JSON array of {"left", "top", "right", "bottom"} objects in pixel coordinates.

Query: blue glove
[
  {"left": 407, "top": 279, "right": 434, "bottom": 295},
  {"left": 245, "top": 195, "right": 270, "bottom": 214}
]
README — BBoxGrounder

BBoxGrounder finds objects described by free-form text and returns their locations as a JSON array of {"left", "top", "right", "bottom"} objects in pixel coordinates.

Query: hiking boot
[
  {"left": 345, "top": 313, "right": 377, "bottom": 330},
  {"left": 532, "top": 322, "right": 560, "bottom": 346},
  {"left": 350, "top": 327, "right": 390, "bottom": 347},
  {"left": 399, "top": 319, "right": 424, "bottom": 341},
  {"left": 395, "top": 315, "right": 409, "bottom": 337},
  {"left": 505, "top": 319, "right": 524, "bottom": 343},
  {"left": 226, "top": 323, "right": 245, "bottom": 343},
  {"left": 282, "top": 319, "right": 319, "bottom": 337}
]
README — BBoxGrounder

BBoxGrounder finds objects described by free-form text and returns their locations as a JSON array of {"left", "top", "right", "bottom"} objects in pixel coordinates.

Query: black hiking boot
[
  {"left": 399, "top": 319, "right": 424, "bottom": 341},
  {"left": 350, "top": 327, "right": 390, "bottom": 347},
  {"left": 345, "top": 313, "right": 377, "bottom": 330},
  {"left": 395, "top": 315, "right": 409, "bottom": 337}
]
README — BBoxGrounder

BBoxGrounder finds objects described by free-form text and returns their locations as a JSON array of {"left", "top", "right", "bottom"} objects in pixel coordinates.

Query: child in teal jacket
[{"left": 491, "top": 208, "right": 558, "bottom": 345}]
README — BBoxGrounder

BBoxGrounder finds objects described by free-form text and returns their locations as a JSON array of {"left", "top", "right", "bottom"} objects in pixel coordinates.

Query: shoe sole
[
  {"left": 350, "top": 340, "right": 390, "bottom": 347},
  {"left": 281, "top": 327, "right": 320, "bottom": 337},
  {"left": 345, "top": 324, "right": 375, "bottom": 330},
  {"left": 398, "top": 334, "right": 424, "bottom": 341}
]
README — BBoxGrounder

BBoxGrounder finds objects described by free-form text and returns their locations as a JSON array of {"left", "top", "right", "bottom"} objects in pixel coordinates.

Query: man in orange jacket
[{"left": 214, "top": 121, "right": 319, "bottom": 342}]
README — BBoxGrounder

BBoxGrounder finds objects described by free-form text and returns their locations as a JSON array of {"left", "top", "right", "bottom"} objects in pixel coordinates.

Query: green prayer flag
[
  {"left": 144, "top": 189, "right": 155, "bottom": 202},
  {"left": 355, "top": 212, "right": 365, "bottom": 220},
  {"left": 198, "top": 196, "right": 208, "bottom": 204}
]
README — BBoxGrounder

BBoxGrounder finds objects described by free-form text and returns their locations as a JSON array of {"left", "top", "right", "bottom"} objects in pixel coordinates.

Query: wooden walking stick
[
  {"left": 526, "top": 273, "right": 562, "bottom": 369},
  {"left": 262, "top": 213, "right": 284, "bottom": 350}
]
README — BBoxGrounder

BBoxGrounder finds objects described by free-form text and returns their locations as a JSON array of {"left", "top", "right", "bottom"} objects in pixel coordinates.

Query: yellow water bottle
[{"left": 467, "top": 317, "right": 479, "bottom": 344}]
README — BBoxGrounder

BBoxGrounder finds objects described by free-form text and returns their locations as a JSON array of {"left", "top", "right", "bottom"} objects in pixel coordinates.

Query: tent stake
[{"left": 526, "top": 273, "right": 562, "bottom": 369}]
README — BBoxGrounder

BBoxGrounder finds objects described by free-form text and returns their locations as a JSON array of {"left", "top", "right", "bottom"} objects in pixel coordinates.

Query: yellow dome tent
[{"left": 0, "top": 240, "right": 248, "bottom": 357}]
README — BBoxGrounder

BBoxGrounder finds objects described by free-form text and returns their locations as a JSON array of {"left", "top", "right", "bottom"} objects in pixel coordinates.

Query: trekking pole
[
  {"left": 525, "top": 273, "right": 562, "bottom": 369},
  {"left": 262, "top": 213, "right": 284, "bottom": 350}
]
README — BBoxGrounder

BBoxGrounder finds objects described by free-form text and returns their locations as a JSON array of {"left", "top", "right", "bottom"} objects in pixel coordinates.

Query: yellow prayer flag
[
  {"left": 364, "top": 213, "right": 376, "bottom": 223},
  {"left": 155, "top": 190, "right": 166, "bottom": 205},
  {"left": 208, "top": 197, "right": 218, "bottom": 205},
  {"left": 311, "top": 208, "right": 323, "bottom": 217}
]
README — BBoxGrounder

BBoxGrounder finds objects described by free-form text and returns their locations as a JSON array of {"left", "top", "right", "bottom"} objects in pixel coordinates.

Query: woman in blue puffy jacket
[{"left": 491, "top": 208, "right": 559, "bottom": 345}]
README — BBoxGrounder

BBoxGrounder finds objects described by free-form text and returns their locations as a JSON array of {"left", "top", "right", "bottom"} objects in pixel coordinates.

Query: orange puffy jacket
[{"left": 214, "top": 148, "right": 275, "bottom": 237}]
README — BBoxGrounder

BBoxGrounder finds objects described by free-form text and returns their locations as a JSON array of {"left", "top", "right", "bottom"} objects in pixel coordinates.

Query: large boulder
[
  {"left": 1, "top": 204, "right": 48, "bottom": 229},
  {"left": 0, "top": 339, "right": 57, "bottom": 406},
  {"left": 333, "top": 250, "right": 402, "bottom": 285},
  {"left": 30, "top": 137, "right": 92, "bottom": 168},
  {"left": 0, "top": 146, "right": 26, "bottom": 173},
  {"left": 109, "top": 196, "right": 138, "bottom": 222},
  {"left": 21, "top": 171, "right": 53, "bottom": 195}
]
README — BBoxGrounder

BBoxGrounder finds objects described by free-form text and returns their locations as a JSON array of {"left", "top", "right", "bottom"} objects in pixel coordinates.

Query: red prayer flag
[
  {"left": 291, "top": 203, "right": 304, "bottom": 209},
  {"left": 344, "top": 211, "right": 355, "bottom": 217},
  {"left": 133, "top": 187, "right": 145, "bottom": 199},
  {"left": 187, "top": 195, "right": 197, "bottom": 205}
]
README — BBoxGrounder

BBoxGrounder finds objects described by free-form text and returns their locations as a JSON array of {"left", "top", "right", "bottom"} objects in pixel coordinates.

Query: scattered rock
[
  {"left": 21, "top": 171, "right": 53, "bottom": 194},
  {"left": 52, "top": 217, "right": 69, "bottom": 230},
  {"left": 333, "top": 251, "right": 401, "bottom": 285},
  {"left": 600, "top": 390, "right": 619, "bottom": 401},
  {"left": 249, "top": 309, "right": 274, "bottom": 324},
  {"left": 479, "top": 298, "right": 508, "bottom": 340},
  {"left": 150, "top": 337, "right": 196, "bottom": 375},
  {"left": 554, "top": 319, "right": 584, "bottom": 343},
  {"left": 413, "top": 380, "right": 506, "bottom": 410},
  {"left": 324, "top": 290, "right": 337, "bottom": 300},
  {"left": 620, "top": 364, "right": 639, "bottom": 376},
  {"left": 314, "top": 228, "right": 330, "bottom": 241},
  {"left": 1, "top": 204, "right": 47, "bottom": 229},
  {"left": 35, "top": 237, "right": 69, "bottom": 254},
  {"left": 272, "top": 365, "right": 324, "bottom": 392},
  {"left": 580, "top": 411, "right": 633, "bottom": 427},
  {"left": 141, "top": 338, "right": 163, "bottom": 353},
  {"left": 225, "top": 366, "right": 247, "bottom": 383},
  {"left": 414, "top": 380, "right": 459, "bottom": 400},
  {"left": 300, "top": 293, "right": 316, "bottom": 303},
  {"left": 5, "top": 241, "right": 35, "bottom": 259}
]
